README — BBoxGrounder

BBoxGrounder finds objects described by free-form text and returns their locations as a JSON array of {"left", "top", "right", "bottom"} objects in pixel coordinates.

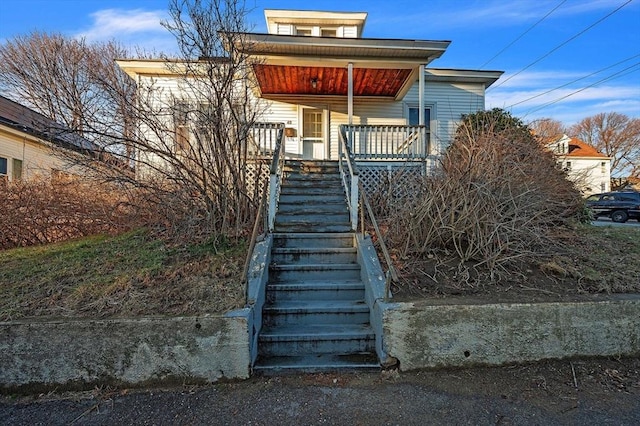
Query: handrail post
[
  {"left": 350, "top": 174, "right": 359, "bottom": 230},
  {"left": 267, "top": 174, "right": 278, "bottom": 232}
]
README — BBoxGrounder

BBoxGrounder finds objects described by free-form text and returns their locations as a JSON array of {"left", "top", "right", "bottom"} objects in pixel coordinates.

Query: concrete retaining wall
[
  {"left": 0, "top": 312, "right": 251, "bottom": 391},
  {"left": 382, "top": 296, "right": 640, "bottom": 370}
]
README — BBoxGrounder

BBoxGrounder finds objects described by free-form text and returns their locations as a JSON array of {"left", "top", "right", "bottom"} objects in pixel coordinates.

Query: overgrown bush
[
  {"left": 0, "top": 177, "right": 140, "bottom": 249},
  {"left": 388, "top": 109, "right": 583, "bottom": 276}
]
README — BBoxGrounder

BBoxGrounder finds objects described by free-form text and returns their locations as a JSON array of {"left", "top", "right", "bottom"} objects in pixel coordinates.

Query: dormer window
[
  {"left": 321, "top": 28, "right": 337, "bottom": 37},
  {"left": 295, "top": 27, "right": 312, "bottom": 36}
]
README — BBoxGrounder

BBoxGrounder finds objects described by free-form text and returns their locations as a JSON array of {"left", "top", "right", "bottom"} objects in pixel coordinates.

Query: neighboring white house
[
  {"left": 547, "top": 134, "right": 611, "bottom": 196},
  {"left": 116, "top": 8, "right": 503, "bottom": 179},
  {"left": 0, "top": 95, "right": 97, "bottom": 182}
]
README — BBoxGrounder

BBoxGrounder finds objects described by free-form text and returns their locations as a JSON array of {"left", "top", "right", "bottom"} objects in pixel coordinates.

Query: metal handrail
[
  {"left": 358, "top": 181, "right": 399, "bottom": 301},
  {"left": 243, "top": 122, "right": 285, "bottom": 303},
  {"left": 267, "top": 124, "right": 285, "bottom": 231},
  {"left": 339, "top": 124, "right": 398, "bottom": 301},
  {"left": 242, "top": 180, "right": 268, "bottom": 301},
  {"left": 338, "top": 126, "right": 359, "bottom": 230}
]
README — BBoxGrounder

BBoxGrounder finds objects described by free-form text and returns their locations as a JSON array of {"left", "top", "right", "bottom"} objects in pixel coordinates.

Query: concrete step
[
  {"left": 283, "top": 161, "right": 340, "bottom": 174},
  {"left": 285, "top": 173, "right": 342, "bottom": 183},
  {"left": 272, "top": 233, "right": 355, "bottom": 249},
  {"left": 270, "top": 263, "right": 361, "bottom": 281},
  {"left": 272, "top": 247, "right": 357, "bottom": 264},
  {"left": 282, "top": 174, "right": 343, "bottom": 190},
  {"left": 253, "top": 353, "right": 379, "bottom": 372},
  {"left": 266, "top": 280, "right": 365, "bottom": 302},
  {"left": 278, "top": 194, "right": 346, "bottom": 204},
  {"left": 258, "top": 324, "right": 375, "bottom": 356},
  {"left": 274, "top": 223, "right": 353, "bottom": 233},
  {"left": 262, "top": 300, "right": 370, "bottom": 326},
  {"left": 275, "top": 212, "right": 350, "bottom": 223},
  {"left": 277, "top": 203, "right": 348, "bottom": 214},
  {"left": 280, "top": 187, "right": 343, "bottom": 197}
]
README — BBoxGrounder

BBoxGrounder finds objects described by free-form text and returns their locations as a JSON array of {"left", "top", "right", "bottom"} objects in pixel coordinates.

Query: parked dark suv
[{"left": 585, "top": 191, "right": 640, "bottom": 223}]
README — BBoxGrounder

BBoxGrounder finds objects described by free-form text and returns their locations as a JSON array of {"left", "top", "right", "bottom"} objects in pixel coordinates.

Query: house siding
[
  {"left": 132, "top": 70, "right": 488, "bottom": 163},
  {"left": 0, "top": 127, "right": 71, "bottom": 181},
  {"left": 404, "top": 81, "right": 485, "bottom": 155},
  {"left": 561, "top": 157, "right": 610, "bottom": 195},
  {"left": 259, "top": 79, "right": 486, "bottom": 160}
]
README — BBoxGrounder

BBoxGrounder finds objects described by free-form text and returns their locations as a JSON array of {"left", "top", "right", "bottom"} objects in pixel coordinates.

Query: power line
[
  {"left": 505, "top": 53, "right": 640, "bottom": 108},
  {"left": 480, "top": 0, "right": 567, "bottom": 69},
  {"left": 489, "top": 0, "right": 634, "bottom": 91},
  {"left": 522, "top": 62, "right": 640, "bottom": 117}
]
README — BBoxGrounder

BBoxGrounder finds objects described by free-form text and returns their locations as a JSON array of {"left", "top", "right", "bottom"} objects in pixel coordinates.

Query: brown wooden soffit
[{"left": 253, "top": 64, "right": 412, "bottom": 97}]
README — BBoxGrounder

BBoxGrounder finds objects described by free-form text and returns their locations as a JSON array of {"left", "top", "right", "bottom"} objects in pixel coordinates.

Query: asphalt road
[
  {"left": 591, "top": 217, "right": 640, "bottom": 227},
  {"left": 2, "top": 358, "right": 639, "bottom": 426}
]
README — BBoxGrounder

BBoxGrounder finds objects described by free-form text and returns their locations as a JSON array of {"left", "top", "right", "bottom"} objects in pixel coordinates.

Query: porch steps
[{"left": 255, "top": 160, "right": 379, "bottom": 372}]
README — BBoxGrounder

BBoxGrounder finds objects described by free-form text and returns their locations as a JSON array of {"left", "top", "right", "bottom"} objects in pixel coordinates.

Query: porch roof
[{"left": 235, "top": 32, "right": 451, "bottom": 99}]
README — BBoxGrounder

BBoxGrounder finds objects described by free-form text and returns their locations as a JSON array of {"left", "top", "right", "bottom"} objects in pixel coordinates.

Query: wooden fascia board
[
  {"left": 260, "top": 93, "right": 396, "bottom": 102},
  {"left": 395, "top": 68, "right": 420, "bottom": 100},
  {"left": 0, "top": 124, "right": 45, "bottom": 146},
  {"left": 250, "top": 55, "right": 424, "bottom": 68}
]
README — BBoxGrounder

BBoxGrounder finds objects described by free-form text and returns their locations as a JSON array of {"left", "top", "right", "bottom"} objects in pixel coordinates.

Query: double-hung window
[{"left": 0, "top": 157, "right": 7, "bottom": 177}]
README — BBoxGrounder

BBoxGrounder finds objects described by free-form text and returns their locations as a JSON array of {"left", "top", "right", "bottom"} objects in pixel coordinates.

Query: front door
[{"left": 302, "top": 108, "right": 325, "bottom": 160}]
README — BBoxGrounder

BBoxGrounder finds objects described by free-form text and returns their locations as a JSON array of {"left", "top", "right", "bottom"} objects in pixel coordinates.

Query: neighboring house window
[
  {"left": 296, "top": 27, "right": 312, "bottom": 36},
  {"left": 173, "top": 102, "right": 190, "bottom": 153},
  {"left": 12, "top": 159, "right": 22, "bottom": 180},
  {"left": 565, "top": 161, "right": 572, "bottom": 171},
  {"left": 321, "top": 28, "right": 337, "bottom": 37},
  {"left": 194, "top": 102, "right": 214, "bottom": 142},
  {"left": 601, "top": 182, "right": 606, "bottom": 192},
  {"left": 0, "top": 157, "right": 7, "bottom": 177},
  {"left": 601, "top": 161, "right": 606, "bottom": 174}
]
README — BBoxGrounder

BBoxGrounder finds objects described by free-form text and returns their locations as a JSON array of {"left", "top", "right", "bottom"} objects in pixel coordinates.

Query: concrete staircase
[{"left": 254, "top": 160, "right": 379, "bottom": 371}]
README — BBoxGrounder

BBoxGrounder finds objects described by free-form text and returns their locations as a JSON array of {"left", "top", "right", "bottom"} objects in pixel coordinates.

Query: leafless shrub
[
  {"left": 387, "top": 109, "right": 583, "bottom": 278},
  {"left": 0, "top": 177, "right": 141, "bottom": 249}
]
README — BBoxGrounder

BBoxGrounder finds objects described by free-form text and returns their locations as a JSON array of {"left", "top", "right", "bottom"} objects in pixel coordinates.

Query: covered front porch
[{"left": 235, "top": 31, "right": 448, "bottom": 166}]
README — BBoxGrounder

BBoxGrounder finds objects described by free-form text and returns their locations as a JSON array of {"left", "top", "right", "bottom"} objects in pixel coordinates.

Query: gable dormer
[{"left": 264, "top": 9, "right": 367, "bottom": 38}]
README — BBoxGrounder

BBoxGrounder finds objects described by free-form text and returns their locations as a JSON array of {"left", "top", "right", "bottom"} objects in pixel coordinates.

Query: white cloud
[
  {"left": 488, "top": 80, "right": 640, "bottom": 125},
  {"left": 76, "top": 9, "right": 168, "bottom": 42}
]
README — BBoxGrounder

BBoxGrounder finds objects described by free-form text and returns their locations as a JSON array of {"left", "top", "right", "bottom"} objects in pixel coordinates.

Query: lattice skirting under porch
[
  {"left": 356, "top": 160, "right": 437, "bottom": 198},
  {"left": 245, "top": 160, "right": 270, "bottom": 200}
]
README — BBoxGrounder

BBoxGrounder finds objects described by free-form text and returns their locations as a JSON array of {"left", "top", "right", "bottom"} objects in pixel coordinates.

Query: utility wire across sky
[
  {"left": 479, "top": 0, "right": 567, "bottom": 69},
  {"left": 489, "top": 0, "right": 634, "bottom": 91},
  {"left": 505, "top": 53, "right": 640, "bottom": 109}
]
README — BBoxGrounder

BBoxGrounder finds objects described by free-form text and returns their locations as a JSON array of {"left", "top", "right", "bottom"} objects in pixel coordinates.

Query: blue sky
[{"left": 0, "top": 0, "right": 638, "bottom": 125}]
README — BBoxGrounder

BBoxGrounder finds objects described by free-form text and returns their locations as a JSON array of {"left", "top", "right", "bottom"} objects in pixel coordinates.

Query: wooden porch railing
[
  {"left": 339, "top": 126, "right": 398, "bottom": 301},
  {"left": 248, "top": 122, "right": 285, "bottom": 158},
  {"left": 243, "top": 122, "right": 285, "bottom": 303},
  {"left": 341, "top": 124, "right": 430, "bottom": 159}
]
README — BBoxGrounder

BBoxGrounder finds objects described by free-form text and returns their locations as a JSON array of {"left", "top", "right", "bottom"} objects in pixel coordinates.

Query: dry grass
[
  {"left": 391, "top": 224, "right": 640, "bottom": 301},
  {"left": 0, "top": 229, "right": 246, "bottom": 321}
]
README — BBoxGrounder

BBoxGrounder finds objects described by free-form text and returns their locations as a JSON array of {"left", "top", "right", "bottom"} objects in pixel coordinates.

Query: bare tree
[
  {"left": 529, "top": 118, "right": 567, "bottom": 141},
  {"left": 569, "top": 112, "right": 640, "bottom": 178},
  {"left": 89, "top": 0, "right": 266, "bottom": 243},
  {"left": 1, "top": 1, "right": 267, "bottom": 245},
  {"left": 0, "top": 32, "right": 136, "bottom": 150}
]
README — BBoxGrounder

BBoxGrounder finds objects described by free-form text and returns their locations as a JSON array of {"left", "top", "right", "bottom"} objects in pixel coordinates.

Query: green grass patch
[{"left": 0, "top": 230, "right": 246, "bottom": 321}]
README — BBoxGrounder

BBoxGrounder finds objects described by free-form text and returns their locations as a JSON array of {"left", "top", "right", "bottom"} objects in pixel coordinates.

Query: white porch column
[
  {"left": 419, "top": 64, "right": 425, "bottom": 125},
  {"left": 348, "top": 62, "right": 353, "bottom": 125}
]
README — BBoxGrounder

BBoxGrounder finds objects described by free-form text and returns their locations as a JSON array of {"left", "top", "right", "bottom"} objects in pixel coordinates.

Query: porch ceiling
[{"left": 253, "top": 64, "right": 413, "bottom": 97}]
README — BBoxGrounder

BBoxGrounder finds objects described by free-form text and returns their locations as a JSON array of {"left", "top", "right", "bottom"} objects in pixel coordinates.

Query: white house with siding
[
  {"left": 117, "top": 9, "right": 502, "bottom": 181},
  {"left": 0, "top": 95, "right": 96, "bottom": 182},
  {"left": 547, "top": 134, "right": 611, "bottom": 196}
]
